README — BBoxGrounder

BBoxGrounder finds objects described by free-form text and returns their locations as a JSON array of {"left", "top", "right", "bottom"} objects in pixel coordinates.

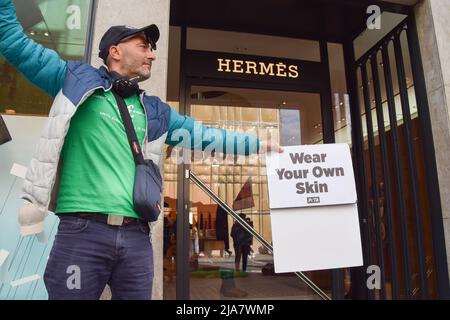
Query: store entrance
[
  {"left": 186, "top": 85, "right": 327, "bottom": 299},
  {"left": 164, "top": 0, "right": 450, "bottom": 302},
  {"left": 161, "top": 38, "right": 340, "bottom": 298}
]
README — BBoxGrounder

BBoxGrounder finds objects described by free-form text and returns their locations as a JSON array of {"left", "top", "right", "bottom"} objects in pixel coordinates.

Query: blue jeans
[{"left": 44, "top": 216, "right": 153, "bottom": 300}]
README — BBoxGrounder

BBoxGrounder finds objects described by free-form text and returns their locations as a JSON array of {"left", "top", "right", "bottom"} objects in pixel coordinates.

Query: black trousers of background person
[
  {"left": 234, "top": 244, "right": 251, "bottom": 272},
  {"left": 224, "top": 236, "right": 230, "bottom": 251}
]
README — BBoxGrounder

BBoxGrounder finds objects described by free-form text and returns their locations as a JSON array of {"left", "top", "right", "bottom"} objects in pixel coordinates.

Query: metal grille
[{"left": 345, "top": 18, "right": 450, "bottom": 299}]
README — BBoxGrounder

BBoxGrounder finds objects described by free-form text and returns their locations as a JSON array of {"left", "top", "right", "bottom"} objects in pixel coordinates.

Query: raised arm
[
  {"left": 165, "top": 107, "right": 260, "bottom": 156},
  {"left": 0, "top": 0, "right": 67, "bottom": 97}
]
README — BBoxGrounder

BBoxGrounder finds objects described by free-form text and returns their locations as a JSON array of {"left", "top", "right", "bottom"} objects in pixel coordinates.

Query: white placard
[
  {"left": 271, "top": 204, "right": 363, "bottom": 272},
  {"left": 265, "top": 144, "right": 357, "bottom": 209}
]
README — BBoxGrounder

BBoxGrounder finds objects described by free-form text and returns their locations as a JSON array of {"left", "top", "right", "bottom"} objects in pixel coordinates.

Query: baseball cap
[{"left": 99, "top": 24, "right": 160, "bottom": 64}]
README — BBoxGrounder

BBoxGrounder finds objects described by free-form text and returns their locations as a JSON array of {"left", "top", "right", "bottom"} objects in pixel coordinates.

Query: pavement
[{"left": 163, "top": 252, "right": 331, "bottom": 300}]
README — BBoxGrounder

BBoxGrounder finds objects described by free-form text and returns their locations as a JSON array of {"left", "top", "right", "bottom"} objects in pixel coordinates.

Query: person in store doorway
[
  {"left": 231, "top": 214, "right": 254, "bottom": 272},
  {"left": 220, "top": 214, "right": 254, "bottom": 298},
  {"left": 215, "top": 205, "right": 232, "bottom": 256},
  {"left": 0, "top": 0, "right": 283, "bottom": 300}
]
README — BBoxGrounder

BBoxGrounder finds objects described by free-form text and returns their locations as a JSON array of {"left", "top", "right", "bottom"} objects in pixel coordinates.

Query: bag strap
[{"left": 112, "top": 91, "right": 146, "bottom": 166}]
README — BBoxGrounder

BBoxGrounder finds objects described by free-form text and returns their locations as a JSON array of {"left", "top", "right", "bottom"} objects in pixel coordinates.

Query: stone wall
[
  {"left": 415, "top": 0, "right": 450, "bottom": 278},
  {"left": 89, "top": 0, "right": 171, "bottom": 300}
]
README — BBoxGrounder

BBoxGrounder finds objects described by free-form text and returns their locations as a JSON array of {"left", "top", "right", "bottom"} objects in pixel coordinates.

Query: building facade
[{"left": 0, "top": 0, "right": 449, "bottom": 300}]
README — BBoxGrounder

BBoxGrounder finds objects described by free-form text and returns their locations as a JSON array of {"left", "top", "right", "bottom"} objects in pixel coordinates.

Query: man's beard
[
  {"left": 124, "top": 60, "right": 151, "bottom": 81},
  {"left": 136, "top": 71, "right": 151, "bottom": 82},
  {"left": 137, "top": 68, "right": 151, "bottom": 81},
  {"left": 138, "top": 73, "right": 151, "bottom": 82}
]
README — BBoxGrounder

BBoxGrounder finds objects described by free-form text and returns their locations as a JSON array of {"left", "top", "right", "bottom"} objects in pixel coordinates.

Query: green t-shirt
[{"left": 56, "top": 90, "right": 146, "bottom": 218}]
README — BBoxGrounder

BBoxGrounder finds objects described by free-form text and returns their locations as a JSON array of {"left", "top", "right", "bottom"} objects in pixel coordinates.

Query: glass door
[{"left": 181, "top": 85, "right": 332, "bottom": 299}]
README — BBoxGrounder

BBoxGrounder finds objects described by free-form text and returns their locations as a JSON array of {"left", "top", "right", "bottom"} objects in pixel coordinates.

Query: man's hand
[{"left": 259, "top": 140, "right": 284, "bottom": 154}]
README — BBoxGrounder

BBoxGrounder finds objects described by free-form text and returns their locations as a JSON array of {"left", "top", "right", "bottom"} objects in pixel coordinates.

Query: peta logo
[
  {"left": 366, "top": 5, "right": 381, "bottom": 30},
  {"left": 307, "top": 197, "right": 320, "bottom": 204}
]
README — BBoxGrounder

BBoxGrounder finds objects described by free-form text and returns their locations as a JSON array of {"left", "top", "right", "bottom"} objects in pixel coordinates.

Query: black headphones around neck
[{"left": 110, "top": 71, "right": 140, "bottom": 98}]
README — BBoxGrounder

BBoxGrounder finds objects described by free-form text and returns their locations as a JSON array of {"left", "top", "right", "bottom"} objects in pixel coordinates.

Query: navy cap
[{"left": 98, "top": 24, "right": 160, "bottom": 64}]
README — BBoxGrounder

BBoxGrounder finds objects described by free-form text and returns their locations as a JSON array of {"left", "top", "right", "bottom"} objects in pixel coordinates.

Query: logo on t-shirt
[{"left": 128, "top": 105, "right": 135, "bottom": 119}]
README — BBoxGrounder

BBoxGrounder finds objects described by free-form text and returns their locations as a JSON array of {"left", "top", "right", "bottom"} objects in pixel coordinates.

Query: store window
[{"left": 0, "top": 0, "right": 94, "bottom": 116}]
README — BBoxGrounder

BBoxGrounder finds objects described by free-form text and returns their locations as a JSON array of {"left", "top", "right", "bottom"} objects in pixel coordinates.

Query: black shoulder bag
[{"left": 112, "top": 90, "right": 162, "bottom": 222}]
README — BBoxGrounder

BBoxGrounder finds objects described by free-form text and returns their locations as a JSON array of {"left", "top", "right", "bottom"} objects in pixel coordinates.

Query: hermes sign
[
  {"left": 185, "top": 50, "right": 325, "bottom": 89},
  {"left": 216, "top": 58, "right": 299, "bottom": 79}
]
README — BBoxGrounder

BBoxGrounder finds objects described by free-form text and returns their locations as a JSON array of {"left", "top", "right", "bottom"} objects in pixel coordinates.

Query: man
[{"left": 0, "top": 0, "right": 282, "bottom": 300}]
